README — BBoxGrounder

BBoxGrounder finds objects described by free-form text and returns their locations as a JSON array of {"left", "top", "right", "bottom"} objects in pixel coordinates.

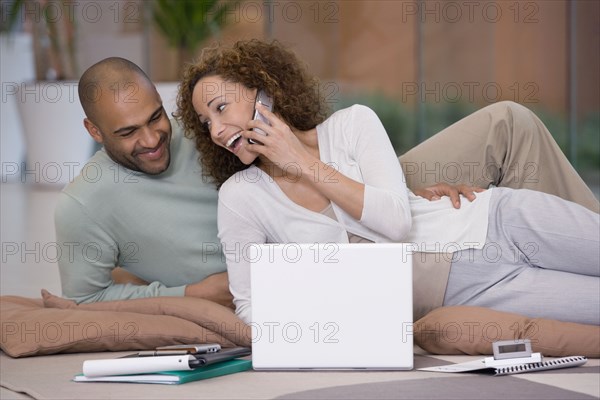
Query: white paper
[
  {"left": 419, "top": 359, "right": 488, "bottom": 373},
  {"left": 74, "top": 374, "right": 180, "bottom": 384},
  {"left": 83, "top": 355, "right": 194, "bottom": 377},
  {"left": 418, "top": 355, "right": 587, "bottom": 375}
]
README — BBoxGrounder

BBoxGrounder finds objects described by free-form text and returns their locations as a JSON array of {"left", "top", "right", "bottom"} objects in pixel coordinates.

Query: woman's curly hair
[{"left": 175, "top": 39, "right": 329, "bottom": 188}]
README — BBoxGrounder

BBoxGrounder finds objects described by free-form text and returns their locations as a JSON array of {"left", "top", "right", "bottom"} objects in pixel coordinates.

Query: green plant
[
  {"left": 578, "top": 112, "right": 600, "bottom": 171},
  {"left": 525, "top": 107, "right": 600, "bottom": 174},
  {"left": 419, "top": 102, "right": 478, "bottom": 140},
  {"left": 335, "top": 92, "right": 480, "bottom": 156},
  {"left": 152, "top": 0, "right": 238, "bottom": 77},
  {"left": 1, "top": 0, "right": 78, "bottom": 80}
]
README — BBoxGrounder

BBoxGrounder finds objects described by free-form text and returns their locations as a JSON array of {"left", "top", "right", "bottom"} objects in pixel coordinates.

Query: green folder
[{"left": 73, "top": 359, "right": 252, "bottom": 385}]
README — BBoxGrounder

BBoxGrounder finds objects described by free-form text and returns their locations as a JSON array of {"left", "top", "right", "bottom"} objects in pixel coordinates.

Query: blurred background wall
[{"left": 2, "top": 0, "right": 599, "bottom": 181}]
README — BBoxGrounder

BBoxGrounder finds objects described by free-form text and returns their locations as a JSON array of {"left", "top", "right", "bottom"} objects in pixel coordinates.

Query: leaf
[
  {"left": 152, "top": 0, "right": 240, "bottom": 53},
  {"left": 1, "top": 0, "right": 25, "bottom": 33}
]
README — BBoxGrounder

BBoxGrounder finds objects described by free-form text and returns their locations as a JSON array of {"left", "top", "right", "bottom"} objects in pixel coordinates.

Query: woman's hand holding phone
[
  {"left": 245, "top": 103, "right": 317, "bottom": 177},
  {"left": 248, "top": 90, "right": 273, "bottom": 144}
]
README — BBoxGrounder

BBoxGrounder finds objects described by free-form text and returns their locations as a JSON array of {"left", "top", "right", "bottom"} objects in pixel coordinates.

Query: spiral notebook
[{"left": 419, "top": 356, "right": 587, "bottom": 376}]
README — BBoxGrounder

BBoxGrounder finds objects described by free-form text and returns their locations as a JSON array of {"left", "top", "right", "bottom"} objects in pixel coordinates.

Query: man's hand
[
  {"left": 413, "top": 183, "right": 486, "bottom": 209},
  {"left": 185, "top": 272, "right": 234, "bottom": 310}
]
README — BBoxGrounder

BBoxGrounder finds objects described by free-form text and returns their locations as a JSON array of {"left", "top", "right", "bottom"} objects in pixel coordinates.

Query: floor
[
  {"left": 1, "top": 347, "right": 599, "bottom": 399},
  {"left": 1, "top": 183, "right": 64, "bottom": 298}
]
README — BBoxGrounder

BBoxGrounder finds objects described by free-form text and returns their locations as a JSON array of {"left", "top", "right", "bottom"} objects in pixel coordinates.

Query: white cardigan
[{"left": 217, "top": 105, "right": 491, "bottom": 323}]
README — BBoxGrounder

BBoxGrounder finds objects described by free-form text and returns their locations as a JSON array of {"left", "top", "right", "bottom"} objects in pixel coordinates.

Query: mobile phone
[
  {"left": 248, "top": 89, "right": 273, "bottom": 144},
  {"left": 155, "top": 344, "right": 221, "bottom": 354}
]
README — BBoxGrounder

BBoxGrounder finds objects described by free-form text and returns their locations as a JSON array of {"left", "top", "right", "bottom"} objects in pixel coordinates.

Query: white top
[
  {"left": 217, "top": 105, "right": 491, "bottom": 323},
  {"left": 405, "top": 190, "right": 492, "bottom": 253}
]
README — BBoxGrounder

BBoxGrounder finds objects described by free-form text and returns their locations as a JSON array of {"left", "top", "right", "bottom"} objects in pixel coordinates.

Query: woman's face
[{"left": 192, "top": 75, "right": 259, "bottom": 165}]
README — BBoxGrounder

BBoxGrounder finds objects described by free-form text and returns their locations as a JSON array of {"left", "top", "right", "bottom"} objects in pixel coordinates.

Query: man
[
  {"left": 56, "top": 57, "right": 598, "bottom": 310},
  {"left": 55, "top": 57, "right": 230, "bottom": 306}
]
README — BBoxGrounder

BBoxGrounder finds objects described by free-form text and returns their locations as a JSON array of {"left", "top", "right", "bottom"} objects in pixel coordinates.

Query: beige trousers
[
  {"left": 399, "top": 101, "right": 599, "bottom": 213},
  {"left": 399, "top": 101, "right": 599, "bottom": 320}
]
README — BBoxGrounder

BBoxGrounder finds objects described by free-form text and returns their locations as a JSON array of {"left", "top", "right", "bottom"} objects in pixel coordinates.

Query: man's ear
[{"left": 83, "top": 118, "right": 103, "bottom": 144}]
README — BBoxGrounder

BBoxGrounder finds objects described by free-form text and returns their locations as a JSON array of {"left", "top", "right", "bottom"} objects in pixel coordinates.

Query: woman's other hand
[{"left": 413, "top": 183, "right": 486, "bottom": 209}]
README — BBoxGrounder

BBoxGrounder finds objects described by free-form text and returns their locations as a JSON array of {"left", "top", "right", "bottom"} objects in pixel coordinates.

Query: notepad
[
  {"left": 73, "top": 359, "right": 252, "bottom": 384},
  {"left": 419, "top": 356, "right": 587, "bottom": 376},
  {"left": 81, "top": 347, "right": 251, "bottom": 377}
]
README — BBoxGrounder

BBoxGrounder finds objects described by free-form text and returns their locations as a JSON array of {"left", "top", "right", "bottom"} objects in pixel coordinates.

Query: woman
[{"left": 176, "top": 40, "right": 599, "bottom": 326}]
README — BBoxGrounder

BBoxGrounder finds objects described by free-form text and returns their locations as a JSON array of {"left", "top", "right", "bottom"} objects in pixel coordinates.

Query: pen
[{"left": 120, "top": 350, "right": 189, "bottom": 358}]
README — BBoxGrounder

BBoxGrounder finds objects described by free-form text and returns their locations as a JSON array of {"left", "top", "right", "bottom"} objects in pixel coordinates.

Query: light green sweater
[{"left": 54, "top": 120, "right": 225, "bottom": 303}]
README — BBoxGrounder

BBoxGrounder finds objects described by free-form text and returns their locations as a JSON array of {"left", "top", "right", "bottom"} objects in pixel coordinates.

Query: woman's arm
[
  {"left": 217, "top": 194, "right": 267, "bottom": 323},
  {"left": 245, "top": 104, "right": 411, "bottom": 241},
  {"left": 346, "top": 105, "right": 412, "bottom": 240}
]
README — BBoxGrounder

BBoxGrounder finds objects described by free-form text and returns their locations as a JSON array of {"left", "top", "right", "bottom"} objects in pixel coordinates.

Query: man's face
[{"left": 85, "top": 77, "right": 172, "bottom": 175}]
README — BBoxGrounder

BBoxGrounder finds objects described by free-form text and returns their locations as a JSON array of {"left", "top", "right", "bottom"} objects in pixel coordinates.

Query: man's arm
[
  {"left": 112, "top": 267, "right": 234, "bottom": 309},
  {"left": 55, "top": 193, "right": 186, "bottom": 303},
  {"left": 57, "top": 193, "right": 234, "bottom": 307}
]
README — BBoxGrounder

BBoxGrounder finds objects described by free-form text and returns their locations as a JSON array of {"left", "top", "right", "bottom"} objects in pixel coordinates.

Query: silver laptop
[{"left": 249, "top": 243, "right": 413, "bottom": 370}]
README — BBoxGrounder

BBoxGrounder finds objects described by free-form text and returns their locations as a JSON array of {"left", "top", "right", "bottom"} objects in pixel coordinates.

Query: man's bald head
[
  {"left": 78, "top": 57, "right": 154, "bottom": 125},
  {"left": 78, "top": 57, "right": 172, "bottom": 175}
]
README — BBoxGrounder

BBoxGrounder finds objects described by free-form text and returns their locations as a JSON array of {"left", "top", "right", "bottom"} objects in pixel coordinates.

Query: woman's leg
[
  {"left": 444, "top": 187, "right": 600, "bottom": 325},
  {"left": 399, "top": 101, "right": 599, "bottom": 213}
]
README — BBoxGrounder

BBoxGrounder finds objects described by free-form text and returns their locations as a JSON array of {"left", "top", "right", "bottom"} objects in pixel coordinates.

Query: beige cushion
[
  {"left": 414, "top": 306, "right": 600, "bottom": 357},
  {"left": 0, "top": 291, "right": 250, "bottom": 358},
  {"left": 3, "top": 293, "right": 597, "bottom": 358}
]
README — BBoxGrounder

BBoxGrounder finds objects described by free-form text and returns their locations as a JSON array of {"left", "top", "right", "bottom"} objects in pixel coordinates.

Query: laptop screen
[{"left": 250, "top": 243, "right": 413, "bottom": 370}]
